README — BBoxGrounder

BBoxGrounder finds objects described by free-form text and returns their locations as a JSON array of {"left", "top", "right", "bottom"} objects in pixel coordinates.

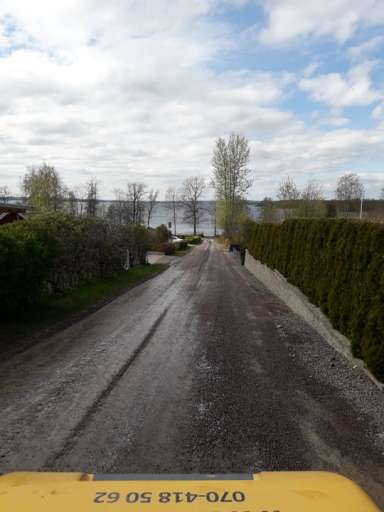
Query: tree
[
  {"left": 126, "top": 183, "right": 146, "bottom": 225},
  {"left": 381, "top": 187, "right": 384, "bottom": 200},
  {"left": 165, "top": 186, "right": 180, "bottom": 235},
  {"left": 107, "top": 188, "right": 130, "bottom": 225},
  {"left": 299, "top": 180, "right": 326, "bottom": 218},
  {"left": 22, "top": 164, "right": 63, "bottom": 211},
  {"left": 146, "top": 189, "right": 159, "bottom": 228},
  {"left": 211, "top": 133, "right": 252, "bottom": 238},
  {"left": 276, "top": 176, "right": 300, "bottom": 219},
  {"left": 277, "top": 176, "right": 300, "bottom": 201},
  {"left": 181, "top": 177, "right": 206, "bottom": 235},
  {"left": 0, "top": 185, "right": 11, "bottom": 203},
  {"left": 335, "top": 173, "right": 364, "bottom": 216},
  {"left": 66, "top": 188, "right": 79, "bottom": 216},
  {"left": 335, "top": 173, "right": 364, "bottom": 200},
  {"left": 260, "top": 197, "right": 278, "bottom": 223},
  {"left": 85, "top": 178, "right": 99, "bottom": 217}
]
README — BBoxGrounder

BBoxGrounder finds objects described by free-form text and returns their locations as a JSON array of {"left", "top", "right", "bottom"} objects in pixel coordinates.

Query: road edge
[{"left": 244, "top": 250, "right": 383, "bottom": 391}]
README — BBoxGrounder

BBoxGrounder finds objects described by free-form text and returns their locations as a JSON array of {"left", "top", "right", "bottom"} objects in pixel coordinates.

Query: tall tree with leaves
[
  {"left": 22, "top": 164, "right": 64, "bottom": 211},
  {"left": 181, "top": 177, "right": 206, "bottom": 235},
  {"left": 211, "top": 133, "right": 252, "bottom": 238}
]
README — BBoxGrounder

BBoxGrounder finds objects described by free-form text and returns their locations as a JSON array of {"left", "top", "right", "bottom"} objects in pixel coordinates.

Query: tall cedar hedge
[
  {"left": 0, "top": 213, "right": 150, "bottom": 317},
  {"left": 245, "top": 219, "right": 384, "bottom": 382}
]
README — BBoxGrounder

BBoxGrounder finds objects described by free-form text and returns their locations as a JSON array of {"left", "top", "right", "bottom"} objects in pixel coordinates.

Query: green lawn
[{"left": 0, "top": 264, "right": 166, "bottom": 342}]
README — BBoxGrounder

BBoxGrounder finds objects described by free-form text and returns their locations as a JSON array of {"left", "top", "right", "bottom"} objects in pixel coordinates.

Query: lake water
[
  {"left": 8, "top": 198, "right": 261, "bottom": 236},
  {"left": 147, "top": 201, "right": 261, "bottom": 236}
]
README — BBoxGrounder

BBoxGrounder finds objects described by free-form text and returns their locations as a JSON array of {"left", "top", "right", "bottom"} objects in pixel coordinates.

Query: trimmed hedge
[
  {"left": 0, "top": 213, "right": 150, "bottom": 317},
  {"left": 245, "top": 219, "right": 384, "bottom": 382},
  {"left": 185, "top": 236, "right": 202, "bottom": 245},
  {"left": 175, "top": 240, "right": 188, "bottom": 251}
]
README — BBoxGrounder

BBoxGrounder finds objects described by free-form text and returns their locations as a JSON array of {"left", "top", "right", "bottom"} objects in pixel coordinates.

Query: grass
[
  {"left": 0, "top": 264, "right": 166, "bottom": 342},
  {"left": 175, "top": 246, "right": 193, "bottom": 256}
]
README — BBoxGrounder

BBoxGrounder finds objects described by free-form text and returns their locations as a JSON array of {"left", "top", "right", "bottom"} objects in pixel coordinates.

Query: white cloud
[
  {"left": 303, "top": 62, "right": 320, "bottom": 78},
  {"left": 299, "top": 62, "right": 381, "bottom": 107},
  {"left": 372, "top": 103, "right": 384, "bottom": 120},
  {"left": 259, "top": 0, "right": 384, "bottom": 45},
  {"left": 250, "top": 126, "right": 384, "bottom": 197},
  {"left": 0, "top": 1, "right": 300, "bottom": 197},
  {"left": 0, "top": 1, "right": 383, "bottom": 200},
  {"left": 348, "top": 35, "right": 384, "bottom": 60}
]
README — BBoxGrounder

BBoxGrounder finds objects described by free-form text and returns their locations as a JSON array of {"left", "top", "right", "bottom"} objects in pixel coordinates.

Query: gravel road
[{"left": 0, "top": 240, "right": 383, "bottom": 507}]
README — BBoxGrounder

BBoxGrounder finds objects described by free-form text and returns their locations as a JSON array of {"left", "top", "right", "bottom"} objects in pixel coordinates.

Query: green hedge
[
  {"left": 245, "top": 219, "right": 384, "bottom": 381},
  {"left": 0, "top": 213, "right": 150, "bottom": 317},
  {"left": 185, "top": 235, "right": 202, "bottom": 245}
]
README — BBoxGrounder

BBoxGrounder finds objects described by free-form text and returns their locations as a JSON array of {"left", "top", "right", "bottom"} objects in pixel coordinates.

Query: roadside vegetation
[
  {"left": 0, "top": 264, "right": 165, "bottom": 344},
  {"left": 0, "top": 212, "right": 165, "bottom": 321},
  {"left": 207, "top": 133, "right": 383, "bottom": 382},
  {"left": 244, "top": 218, "right": 384, "bottom": 382},
  {"left": 211, "top": 133, "right": 252, "bottom": 242}
]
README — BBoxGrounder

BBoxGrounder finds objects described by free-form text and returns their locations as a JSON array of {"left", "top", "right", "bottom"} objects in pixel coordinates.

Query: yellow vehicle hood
[{"left": 0, "top": 471, "right": 379, "bottom": 512}]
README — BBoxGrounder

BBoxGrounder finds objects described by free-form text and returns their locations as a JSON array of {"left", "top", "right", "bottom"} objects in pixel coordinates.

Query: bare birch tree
[
  {"left": 165, "top": 186, "right": 180, "bottom": 235},
  {"left": 299, "top": 180, "right": 326, "bottom": 218},
  {"left": 335, "top": 173, "right": 364, "bottom": 216},
  {"left": 181, "top": 177, "right": 206, "bottom": 236},
  {"left": 277, "top": 176, "right": 300, "bottom": 201},
  {"left": 85, "top": 178, "right": 99, "bottom": 217},
  {"left": 127, "top": 182, "right": 146, "bottom": 225},
  {"left": 0, "top": 185, "right": 11, "bottom": 203},
  {"left": 146, "top": 189, "right": 159, "bottom": 228}
]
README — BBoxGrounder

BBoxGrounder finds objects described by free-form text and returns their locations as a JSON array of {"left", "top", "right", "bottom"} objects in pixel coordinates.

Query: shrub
[
  {"left": 186, "top": 235, "right": 202, "bottom": 245},
  {"left": 0, "top": 222, "right": 53, "bottom": 314},
  {"left": 149, "top": 224, "right": 172, "bottom": 251},
  {"left": 161, "top": 242, "right": 175, "bottom": 255},
  {"left": 176, "top": 240, "right": 188, "bottom": 251},
  {"left": 0, "top": 213, "right": 151, "bottom": 317},
  {"left": 245, "top": 218, "right": 384, "bottom": 382}
]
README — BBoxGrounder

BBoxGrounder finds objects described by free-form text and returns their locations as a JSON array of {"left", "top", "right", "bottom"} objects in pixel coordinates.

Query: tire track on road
[{"left": 44, "top": 307, "right": 169, "bottom": 468}]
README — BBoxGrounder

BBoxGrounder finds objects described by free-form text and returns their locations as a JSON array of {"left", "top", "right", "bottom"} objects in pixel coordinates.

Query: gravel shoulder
[{"left": 0, "top": 241, "right": 383, "bottom": 507}]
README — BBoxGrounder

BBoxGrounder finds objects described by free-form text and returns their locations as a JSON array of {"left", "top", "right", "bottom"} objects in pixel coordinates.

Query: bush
[
  {"left": 185, "top": 235, "right": 202, "bottom": 245},
  {"left": 245, "top": 218, "right": 384, "bottom": 382},
  {"left": 175, "top": 240, "right": 188, "bottom": 251},
  {"left": 0, "top": 213, "right": 151, "bottom": 317},
  {"left": 161, "top": 242, "right": 175, "bottom": 255},
  {"left": 154, "top": 224, "right": 171, "bottom": 244},
  {"left": 0, "top": 222, "right": 53, "bottom": 314}
]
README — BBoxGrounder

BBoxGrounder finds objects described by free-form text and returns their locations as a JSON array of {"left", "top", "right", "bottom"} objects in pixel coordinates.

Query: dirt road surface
[{"left": 1, "top": 241, "right": 383, "bottom": 506}]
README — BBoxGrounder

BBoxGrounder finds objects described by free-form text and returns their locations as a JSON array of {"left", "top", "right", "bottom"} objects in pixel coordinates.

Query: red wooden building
[{"left": 0, "top": 203, "right": 29, "bottom": 225}]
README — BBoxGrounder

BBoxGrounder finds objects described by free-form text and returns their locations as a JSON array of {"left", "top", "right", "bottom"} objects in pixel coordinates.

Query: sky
[{"left": 1, "top": 0, "right": 384, "bottom": 200}]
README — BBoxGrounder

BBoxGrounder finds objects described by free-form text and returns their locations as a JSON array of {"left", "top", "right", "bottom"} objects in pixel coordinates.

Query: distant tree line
[
  {"left": 2, "top": 147, "right": 383, "bottom": 237},
  {"left": 1, "top": 163, "right": 209, "bottom": 235},
  {"left": 260, "top": 173, "right": 383, "bottom": 223}
]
